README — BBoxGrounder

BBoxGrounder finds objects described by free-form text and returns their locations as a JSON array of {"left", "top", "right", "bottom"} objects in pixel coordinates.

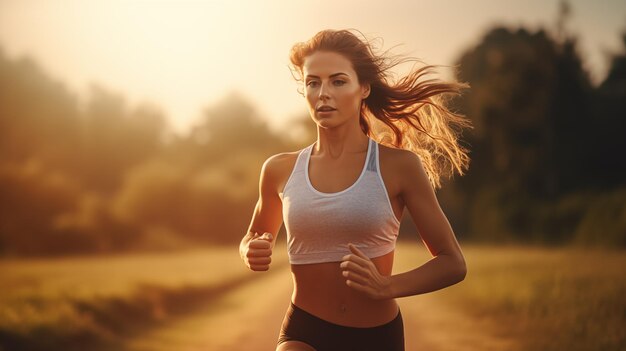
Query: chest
[{"left": 307, "top": 155, "right": 368, "bottom": 194}]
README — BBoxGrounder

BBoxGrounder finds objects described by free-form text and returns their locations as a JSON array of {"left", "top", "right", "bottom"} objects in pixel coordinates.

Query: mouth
[{"left": 317, "top": 106, "right": 337, "bottom": 112}]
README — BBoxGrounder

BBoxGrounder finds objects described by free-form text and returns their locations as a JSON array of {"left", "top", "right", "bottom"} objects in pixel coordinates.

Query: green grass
[{"left": 395, "top": 243, "right": 626, "bottom": 351}]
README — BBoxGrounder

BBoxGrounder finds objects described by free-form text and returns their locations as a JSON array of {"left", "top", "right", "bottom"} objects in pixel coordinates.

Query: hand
[
  {"left": 340, "top": 243, "right": 393, "bottom": 300},
  {"left": 243, "top": 232, "right": 274, "bottom": 272}
]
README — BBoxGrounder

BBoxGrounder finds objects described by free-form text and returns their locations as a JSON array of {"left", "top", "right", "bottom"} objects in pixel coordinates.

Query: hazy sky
[{"left": 1, "top": 0, "right": 625, "bottom": 135}]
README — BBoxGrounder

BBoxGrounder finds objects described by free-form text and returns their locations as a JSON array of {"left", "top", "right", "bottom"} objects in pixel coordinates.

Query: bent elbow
[
  {"left": 443, "top": 254, "right": 466, "bottom": 284},
  {"left": 456, "top": 260, "right": 467, "bottom": 282}
]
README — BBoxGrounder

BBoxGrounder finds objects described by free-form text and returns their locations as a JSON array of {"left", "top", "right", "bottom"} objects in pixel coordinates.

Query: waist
[
  {"left": 288, "top": 242, "right": 396, "bottom": 264},
  {"left": 289, "top": 250, "right": 398, "bottom": 327}
]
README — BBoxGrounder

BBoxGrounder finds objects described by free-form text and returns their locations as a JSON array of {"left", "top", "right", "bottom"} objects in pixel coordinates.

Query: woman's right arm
[{"left": 239, "top": 154, "right": 285, "bottom": 271}]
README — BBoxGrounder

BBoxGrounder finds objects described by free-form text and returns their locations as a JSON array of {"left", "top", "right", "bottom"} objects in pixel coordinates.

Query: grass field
[
  {"left": 394, "top": 243, "right": 626, "bottom": 351},
  {"left": 1, "top": 243, "right": 624, "bottom": 350},
  {"left": 0, "top": 246, "right": 289, "bottom": 351}
]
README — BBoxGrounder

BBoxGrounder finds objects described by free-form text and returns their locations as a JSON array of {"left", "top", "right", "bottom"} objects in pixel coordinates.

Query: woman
[{"left": 239, "top": 29, "right": 471, "bottom": 351}]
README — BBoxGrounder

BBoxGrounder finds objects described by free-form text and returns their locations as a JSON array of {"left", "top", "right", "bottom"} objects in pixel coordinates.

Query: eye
[
  {"left": 306, "top": 81, "right": 319, "bottom": 87},
  {"left": 334, "top": 80, "right": 346, "bottom": 86}
]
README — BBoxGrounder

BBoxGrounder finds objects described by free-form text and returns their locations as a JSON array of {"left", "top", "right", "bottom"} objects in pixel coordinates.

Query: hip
[{"left": 278, "top": 301, "right": 405, "bottom": 351}]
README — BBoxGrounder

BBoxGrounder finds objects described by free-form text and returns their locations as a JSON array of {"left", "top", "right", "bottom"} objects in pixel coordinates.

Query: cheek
[
  {"left": 305, "top": 93, "right": 316, "bottom": 106},
  {"left": 337, "top": 89, "right": 362, "bottom": 106}
]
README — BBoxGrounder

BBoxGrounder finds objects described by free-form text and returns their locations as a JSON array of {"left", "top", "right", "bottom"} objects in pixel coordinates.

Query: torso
[{"left": 274, "top": 141, "right": 405, "bottom": 327}]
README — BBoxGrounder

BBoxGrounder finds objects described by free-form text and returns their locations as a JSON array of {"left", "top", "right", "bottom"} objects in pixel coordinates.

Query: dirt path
[
  {"left": 126, "top": 264, "right": 516, "bottom": 351},
  {"left": 125, "top": 264, "right": 293, "bottom": 351}
]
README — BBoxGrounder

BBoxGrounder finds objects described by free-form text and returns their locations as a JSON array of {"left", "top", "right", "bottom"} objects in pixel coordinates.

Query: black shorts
[{"left": 277, "top": 302, "right": 405, "bottom": 351}]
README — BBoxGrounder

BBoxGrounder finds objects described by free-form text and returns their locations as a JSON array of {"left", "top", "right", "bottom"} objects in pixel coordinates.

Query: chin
[{"left": 316, "top": 118, "right": 347, "bottom": 130}]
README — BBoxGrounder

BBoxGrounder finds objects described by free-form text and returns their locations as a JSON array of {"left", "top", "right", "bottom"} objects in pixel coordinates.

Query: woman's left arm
[{"left": 341, "top": 150, "right": 467, "bottom": 300}]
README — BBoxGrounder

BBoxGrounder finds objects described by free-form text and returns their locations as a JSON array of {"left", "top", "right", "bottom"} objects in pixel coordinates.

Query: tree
[
  {"left": 451, "top": 23, "right": 596, "bottom": 243},
  {"left": 590, "top": 30, "right": 626, "bottom": 189},
  {"left": 455, "top": 26, "right": 593, "bottom": 200}
]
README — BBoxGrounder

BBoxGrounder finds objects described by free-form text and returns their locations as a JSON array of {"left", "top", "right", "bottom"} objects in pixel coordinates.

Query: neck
[{"left": 314, "top": 127, "right": 369, "bottom": 159}]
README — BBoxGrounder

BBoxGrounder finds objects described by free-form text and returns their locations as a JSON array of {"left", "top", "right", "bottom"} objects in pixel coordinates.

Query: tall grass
[
  {"left": 395, "top": 243, "right": 626, "bottom": 350},
  {"left": 0, "top": 245, "right": 288, "bottom": 351}
]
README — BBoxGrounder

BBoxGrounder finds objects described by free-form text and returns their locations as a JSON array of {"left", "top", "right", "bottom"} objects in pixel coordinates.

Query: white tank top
[{"left": 279, "top": 137, "right": 401, "bottom": 265}]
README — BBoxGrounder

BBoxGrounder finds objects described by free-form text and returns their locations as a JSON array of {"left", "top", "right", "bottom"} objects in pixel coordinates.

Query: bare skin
[
  {"left": 239, "top": 51, "right": 466, "bottom": 351},
  {"left": 281, "top": 142, "right": 404, "bottom": 327}
]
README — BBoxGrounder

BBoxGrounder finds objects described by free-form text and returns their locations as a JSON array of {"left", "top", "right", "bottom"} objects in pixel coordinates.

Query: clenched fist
[{"left": 241, "top": 232, "right": 274, "bottom": 271}]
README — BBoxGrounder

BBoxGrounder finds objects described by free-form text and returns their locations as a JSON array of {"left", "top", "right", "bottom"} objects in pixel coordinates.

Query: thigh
[
  {"left": 277, "top": 302, "right": 330, "bottom": 350},
  {"left": 276, "top": 340, "right": 316, "bottom": 351}
]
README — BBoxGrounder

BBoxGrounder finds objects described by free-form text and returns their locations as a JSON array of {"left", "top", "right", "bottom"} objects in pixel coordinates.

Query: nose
[{"left": 318, "top": 81, "right": 330, "bottom": 100}]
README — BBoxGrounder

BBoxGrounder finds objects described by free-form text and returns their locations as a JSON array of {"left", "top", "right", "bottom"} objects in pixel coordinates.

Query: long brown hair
[{"left": 289, "top": 29, "right": 473, "bottom": 189}]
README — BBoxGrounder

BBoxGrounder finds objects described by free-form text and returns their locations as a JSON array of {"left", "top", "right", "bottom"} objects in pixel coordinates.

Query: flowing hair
[{"left": 289, "top": 29, "right": 473, "bottom": 190}]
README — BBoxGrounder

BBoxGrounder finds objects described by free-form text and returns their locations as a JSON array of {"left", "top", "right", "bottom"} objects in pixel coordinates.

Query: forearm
[{"left": 387, "top": 254, "right": 466, "bottom": 299}]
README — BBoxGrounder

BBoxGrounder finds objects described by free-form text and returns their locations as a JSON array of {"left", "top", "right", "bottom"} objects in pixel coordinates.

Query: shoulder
[
  {"left": 377, "top": 143, "right": 422, "bottom": 172},
  {"left": 378, "top": 143, "right": 417, "bottom": 163},
  {"left": 260, "top": 148, "right": 304, "bottom": 191},
  {"left": 377, "top": 143, "right": 428, "bottom": 190},
  {"left": 262, "top": 150, "right": 300, "bottom": 176}
]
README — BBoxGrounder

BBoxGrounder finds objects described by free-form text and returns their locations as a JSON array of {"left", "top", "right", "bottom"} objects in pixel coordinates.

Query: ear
[{"left": 361, "top": 83, "right": 371, "bottom": 99}]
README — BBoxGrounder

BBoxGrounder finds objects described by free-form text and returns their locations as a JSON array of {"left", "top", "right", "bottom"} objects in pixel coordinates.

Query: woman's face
[{"left": 302, "top": 51, "right": 370, "bottom": 128}]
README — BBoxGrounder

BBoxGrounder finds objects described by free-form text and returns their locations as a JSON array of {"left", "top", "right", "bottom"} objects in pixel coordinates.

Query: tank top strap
[
  {"left": 365, "top": 137, "right": 378, "bottom": 173},
  {"left": 281, "top": 142, "right": 314, "bottom": 198},
  {"left": 295, "top": 138, "right": 380, "bottom": 178},
  {"left": 302, "top": 139, "right": 378, "bottom": 177},
  {"left": 296, "top": 142, "right": 315, "bottom": 172}
]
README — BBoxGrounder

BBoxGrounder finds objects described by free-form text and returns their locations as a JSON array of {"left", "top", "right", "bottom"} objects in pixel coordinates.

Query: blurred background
[{"left": 0, "top": 0, "right": 624, "bottom": 350}]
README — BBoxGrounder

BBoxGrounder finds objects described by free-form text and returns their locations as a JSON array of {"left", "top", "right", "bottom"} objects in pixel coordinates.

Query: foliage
[{"left": 450, "top": 25, "right": 626, "bottom": 246}]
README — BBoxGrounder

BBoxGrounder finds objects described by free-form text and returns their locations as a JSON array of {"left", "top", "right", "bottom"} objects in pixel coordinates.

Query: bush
[{"left": 571, "top": 186, "right": 626, "bottom": 248}]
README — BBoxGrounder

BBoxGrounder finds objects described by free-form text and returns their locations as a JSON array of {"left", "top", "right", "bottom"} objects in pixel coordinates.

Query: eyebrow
[{"left": 305, "top": 73, "right": 349, "bottom": 80}]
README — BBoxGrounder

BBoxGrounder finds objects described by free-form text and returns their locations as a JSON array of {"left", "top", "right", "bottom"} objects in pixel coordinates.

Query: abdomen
[{"left": 288, "top": 250, "right": 399, "bottom": 328}]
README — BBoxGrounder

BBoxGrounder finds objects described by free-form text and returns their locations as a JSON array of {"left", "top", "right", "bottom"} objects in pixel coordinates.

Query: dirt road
[{"left": 125, "top": 263, "right": 293, "bottom": 351}]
